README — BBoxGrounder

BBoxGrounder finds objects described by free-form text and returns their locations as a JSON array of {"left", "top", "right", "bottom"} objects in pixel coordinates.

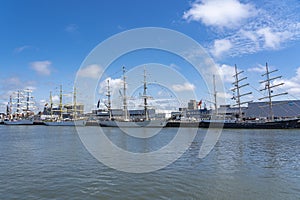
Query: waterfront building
[
  {"left": 187, "top": 100, "right": 197, "bottom": 110},
  {"left": 245, "top": 100, "right": 300, "bottom": 119}
]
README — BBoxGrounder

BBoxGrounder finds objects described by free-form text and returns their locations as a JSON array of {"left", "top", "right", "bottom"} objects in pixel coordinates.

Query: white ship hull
[
  {"left": 99, "top": 119, "right": 166, "bottom": 128},
  {"left": 4, "top": 119, "right": 34, "bottom": 125},
  {"left": 44, "top": 119, "right": 86, "bottom": 126}
]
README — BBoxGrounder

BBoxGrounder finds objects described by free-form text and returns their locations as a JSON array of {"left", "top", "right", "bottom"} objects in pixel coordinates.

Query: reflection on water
[{"left": 0, "top": 126, "right": 299, "bottom": 199}]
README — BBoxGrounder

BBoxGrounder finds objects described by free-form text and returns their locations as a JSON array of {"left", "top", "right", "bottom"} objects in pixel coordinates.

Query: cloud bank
[
  {"left": 183, "top": 0, "right": 300, "bottom": 58},
  {"left": 30, "top": 60, "right": 52, "bottom": 76}
]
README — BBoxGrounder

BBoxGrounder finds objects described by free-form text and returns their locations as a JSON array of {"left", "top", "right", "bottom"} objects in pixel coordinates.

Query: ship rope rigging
[{"left": 231, "top": 64, "right": 252, "bottom": 121}]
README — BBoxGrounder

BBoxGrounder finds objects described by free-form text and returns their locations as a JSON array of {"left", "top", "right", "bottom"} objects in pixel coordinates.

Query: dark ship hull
[{"left": 166, "top": 119, "right": 300, "bottom": 129}]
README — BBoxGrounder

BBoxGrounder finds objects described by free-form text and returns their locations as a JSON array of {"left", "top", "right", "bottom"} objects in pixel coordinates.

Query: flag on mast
[{"left": 198, "top": 100, "right": 202, "bottom": 109}]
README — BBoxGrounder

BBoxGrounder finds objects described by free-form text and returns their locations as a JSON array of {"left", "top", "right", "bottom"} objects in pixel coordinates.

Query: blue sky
[{"left": 1, "top": 0, "right": 300, "bottom": 112}]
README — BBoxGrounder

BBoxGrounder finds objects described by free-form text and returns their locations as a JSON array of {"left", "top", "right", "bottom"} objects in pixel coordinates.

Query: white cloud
[
  {"left": 183, "top": 0, "right": 256, "bottom": 29},
  {"left": 218, "top": 64, "right": 235, "bottom": 83},
  {"left": 77, "top": 64, "right": 103, "bottom": 79},
  {"left": 98, "top": 77, "right": 123, "bottom": 95},
  {"left": 247, "top": 64, "right": 266, "bottom": 73},
  {"left": 275, "top": 67, "right": 300, "bottom": 98},
  {"left": 30, "top": 60, "right": 52, "bottom": 76},
  {"left": 211, "top": 39, "right": 232, "bottom": 57},
  {"left": 6, "top": 77, "right": 22, "bottom": 86},
  {"left": 0, "top": 77, "right": 36, "bottom": 92},
  {"left": 184, "top": 1, "right": 300, "bottom": 57},
  {"left": 65, "top": 24, "right": 78, "bottom": 33},
  {"left": 52, "top": 95, "right": 60, "bottom": 102},
  {"left": 172, "top": 82, "right": 195, "bottom": 92},
  {"left": 257, "top": 27, "right": 292, "bottom": 49},
  {"left": 218, "top": 92, "right": 233, "bottom": 99},
  {"left": 14, "top": 45, "right": 31, "bottom": 53}
]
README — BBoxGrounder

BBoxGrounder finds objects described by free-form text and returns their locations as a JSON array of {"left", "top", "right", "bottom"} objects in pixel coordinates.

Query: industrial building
[
  {"left": 245, "top": 100, "right": 300, "bottom": 118},
  {"left": 174, "top": 99, "right": 300, "bottom": 120}
]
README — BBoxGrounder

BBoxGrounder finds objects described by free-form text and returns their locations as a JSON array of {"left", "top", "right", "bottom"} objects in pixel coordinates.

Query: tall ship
[
  {"left": 166, "top": 63, "right": 299, "bottom": 129},
  {"left": 44, "top": 85, "right": 86, "bottom": 126},
  {"left": 201, "top": 63, "right": 299, "bottom": 128},
  {"left": 4, "top": 89, "right": 35, "bottom": 125},
  {"left": 99, "top": 67, "right": 166, "bottom": 127}
]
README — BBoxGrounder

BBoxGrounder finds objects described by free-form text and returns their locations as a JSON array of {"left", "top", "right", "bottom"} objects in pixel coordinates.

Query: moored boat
[
  {"left": 98, "top": 67, "right": 166, "bottom": 128},
  {"left": 166, "top": 63, "right": 300, "bottom": 129},
  {"left": 44, "top": 119, "right": 86, "bottom": 126},
  {"left": 4, "top": 118, "right": 34, "bottom": 125},
  {"left": 43, "top": 86, "right": 86, "bottom": 126},
  {"left": 100, "top": 119, "right": 166, "bottom": 128},
  {"left": 4, "top": 89, "right": 36, "bottom": 125}
]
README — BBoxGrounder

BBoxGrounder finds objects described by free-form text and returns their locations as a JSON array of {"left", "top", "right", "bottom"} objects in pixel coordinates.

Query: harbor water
[{"left": 0, "top": 126, "right": 299, "bottom": 199}]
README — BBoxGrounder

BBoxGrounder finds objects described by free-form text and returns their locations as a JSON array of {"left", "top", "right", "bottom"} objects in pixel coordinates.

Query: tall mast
[
  {"left": 25, "top": 89, "right": 29, "bottom": 117},
  {"left": 106, "top": 79, "right": 112, "bottom": 120},
  {"left": 259, "top": 62, "right": 287, "bottom": 121},
  {"left": 232, "top": 64, "right": 252, "bottom": 120},
  {"left": 23, "top": 89, "right": 33, "bottom": 116},
  {"left": 73, "top": 87, "right": 77, "bottom": 119},
  {"left": 122, "top": 66, "right": 128, "bottom": 120},
  {"left": 9, "top": 95, "right": 12, "bottom": 116},
  {"left": 50, "top": 91, "right": 53, "bottom": 118},
  {"left": 143, "top": 67, "right": 149, "bottom": 120},
  {"left": 16, "top": 90, "right": 21, "bottom": 114},
  {"left": 59, "top": 85, "right": 63, "bottom": 119},
  {"left": 213, "top": 75, "right": 218, "bottom": 115},
  {"left": 26, "top": 90, "right": 30, "bottom": 111}
]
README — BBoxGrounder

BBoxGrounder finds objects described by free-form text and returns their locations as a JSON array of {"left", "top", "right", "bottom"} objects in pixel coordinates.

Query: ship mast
[
  {"left": 73, "top": 87, "right": 77, "bottom": 119},
  {"left": 143, "top": 67, "right": 149, "bottom": 120},
  {"left": 16, "top": 90, "right": 21, "bottom": 115},
  {"left": 232, "top": 64, "right": 252, "bottom": 121},
  {"left": 122, "top": 66, "right": 129, "bottom": 120},
  {"left": 59, "top": 85, "right": 63, "bottom": 119},
  {"left": 8, "top": 95, "right": 12, "bottom": 117},
  {"left": 23, "top": 89, "right": 33, "bottom": 117},
  {"left": 25, "top": 90, "right": 30, "bottom": 112},
  {"left": 106, "top": 79, "right": 112, "bottom": 120},
  {"left": 213, "top": 75, "right": 218, "bottom": 115},
  {"left": 259, "top": 62, "right": 287, "bottom": 121},
  {"left": 50, "top": 91, "right": 53, "bottom": 118}
]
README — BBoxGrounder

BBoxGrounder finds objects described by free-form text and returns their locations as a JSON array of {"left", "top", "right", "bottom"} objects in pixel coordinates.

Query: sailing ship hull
[
  {"left": 166, "top": 119, "right": 300, "bottom": 129},
  {"left": 4, "top": 119, "right": 34, "bottom": 125},
  {"left": 44, "top": 119, "right": 86, "bottom": 126},
  {"left": 99, "top": 120, "right": 166, "bottom": 128},
  {"left": 200, "top": 119, "right": 300, "bottom": 129}
]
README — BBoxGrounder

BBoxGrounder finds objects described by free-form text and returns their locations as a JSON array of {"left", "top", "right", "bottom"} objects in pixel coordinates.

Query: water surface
[{"left": 0, "top": 126, "right": 299, "bottom": 199}]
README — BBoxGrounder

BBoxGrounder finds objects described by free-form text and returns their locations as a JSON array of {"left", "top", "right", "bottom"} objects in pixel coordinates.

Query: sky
[{"left": 1, "top": 0, "right": 300, "bottom": 113}]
